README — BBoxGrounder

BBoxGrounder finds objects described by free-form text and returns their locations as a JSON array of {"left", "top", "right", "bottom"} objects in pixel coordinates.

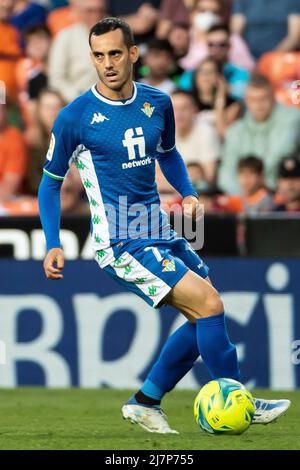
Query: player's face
[{"left": 90, "top": 29, "right": 138, "bottom": 92}]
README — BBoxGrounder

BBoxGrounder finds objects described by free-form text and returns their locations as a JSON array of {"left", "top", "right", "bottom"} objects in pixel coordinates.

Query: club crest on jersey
[
  {"left": 162, "top": 259, "right": 176, "bottom": 272},
  {"left": 141, "top": 102, "right": 155, "bottom": 118},
  {"left": 91, "top": 112, "right": 110, "bottom": 124}
]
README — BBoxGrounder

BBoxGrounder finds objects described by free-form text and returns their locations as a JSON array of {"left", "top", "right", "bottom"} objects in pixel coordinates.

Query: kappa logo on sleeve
[{"left": 46, "top": 133, "right": 56, "bottom": 161}]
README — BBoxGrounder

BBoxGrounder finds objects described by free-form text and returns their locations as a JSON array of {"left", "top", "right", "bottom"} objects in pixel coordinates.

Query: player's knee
[
  {"left": 202, "top": 294, "right": 224, "bottom": 318},
  {"left": 186, "top": 293, "right": 224, "bottom": 320}
]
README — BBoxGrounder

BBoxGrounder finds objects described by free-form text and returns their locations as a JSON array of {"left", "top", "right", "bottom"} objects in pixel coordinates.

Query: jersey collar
[{"left": 91, "top": 82, "right": 137, "bottom": 106}]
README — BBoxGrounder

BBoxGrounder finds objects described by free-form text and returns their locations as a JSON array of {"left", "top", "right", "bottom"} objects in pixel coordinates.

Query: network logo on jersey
[
  {"left": 122, "top": 127, "right": 152, "bottom": 170},
  {"left": 91, "top": 112, "right": 110, "bottom": 125}
]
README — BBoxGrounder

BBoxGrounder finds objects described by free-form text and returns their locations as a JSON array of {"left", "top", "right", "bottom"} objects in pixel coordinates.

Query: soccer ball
[{"left": 194, "top": 378, "right": 255, "bottom": 435}]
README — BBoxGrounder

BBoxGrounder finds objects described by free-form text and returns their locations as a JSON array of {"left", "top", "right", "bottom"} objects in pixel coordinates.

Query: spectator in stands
[
  {"left": 274, "top": 157, "right": 300, "bottom": 213},
  {"left": 48, "top": 0, "right": 107, "bottom": 103},
  {"left": 0, "top": 103, "right": 28, "bottom": 203},
  {"left": 186, "top": 163, "right": 225, "bottom": 212},
  {"left": 205, "top": 24, "right": 250, "bottom": 99},
  {"left": 183, "top": 0, "right": 194, "bottom": 9},
  {"left": 156, "top": 0, "right": 189, "bottom": 39},
  {"left": 155, "top": 164, "right": 182, "bottom": 214},
  {"left": 181, "top": 0, "right": 254, "bottom": 72},
  {"left": 107, "top": 0, "right": 160, "bottom": 44},
  {"left": 257, "top": 51, "right": 300, "bottom": 109},
  {"left": 219, "top": 74, "right": 300, "bottom": 194},
  {"left": 180, "top": 24, "right": 250, "bottom": 100},
  {"left": 237, "top": 156, "right": 274, "bottom": 214},
  {"left": 186, "top": 161, "right": 232, "bottom": 213},
  {"left": 171, "top": 90, "right": 220, "bottom": 182},
  {"left": 47, "top": 0, "right": 80, "bottom": 36},
  {"left": 192, "top": 57, "right": 241, "bottom": 138},
  {"left": 231, "top": 0, "right": 300, "bottom": 60},
  {"left": 25, "top": 89, "right": 65, "bottom": 194},
  {"left": 140, "top": 39, "right": 176, "bottom": 95},
  {"left": 61, "top": 164, "right": 89, "bottom": 215},
  {"left": 16, "top": 25, "right": 51, "bottom": 123},
  {"left": 11, "top": 0, "right": 48, "bottom": 34},
  {"left": 0, "top": 0, "right": 21, "bottom": 102},
  {"left": 167, "top": 23, "right": 190, "bottom": 60},
  {"left": 50, "top": 0, "right": 68, "bottom": 8},
  {"left": 222, "top": 0, "right": 232, "bottom": 25},
  {"left": 186, "top": 161, "right": 207, "bottom": 193}
]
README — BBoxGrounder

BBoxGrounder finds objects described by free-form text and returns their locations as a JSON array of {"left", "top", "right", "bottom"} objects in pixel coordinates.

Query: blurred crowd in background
[{"left": 1, "top": 0, "right": 300, "bottom": 217}]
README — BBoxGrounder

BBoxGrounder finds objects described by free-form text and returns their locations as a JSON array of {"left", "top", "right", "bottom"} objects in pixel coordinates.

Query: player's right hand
[{"left": 43, "top": 248, "right": 65, "bottom": 280}]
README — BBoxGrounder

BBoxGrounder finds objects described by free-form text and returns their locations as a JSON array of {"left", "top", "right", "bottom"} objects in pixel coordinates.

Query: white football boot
[
  {"left": 252, "top": 398, "right": 291, "bottom": 424},
  {"left": 122, "top": 398, "right": 179, "bottom": 434}
]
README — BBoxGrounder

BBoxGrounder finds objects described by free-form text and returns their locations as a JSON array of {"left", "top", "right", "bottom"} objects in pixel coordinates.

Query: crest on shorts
[
  {"left": 162, "top": 259, "right": 176, "bottom": 272},
  {"left": 141, "top": 102, "right": 155, "bottom": 118}
]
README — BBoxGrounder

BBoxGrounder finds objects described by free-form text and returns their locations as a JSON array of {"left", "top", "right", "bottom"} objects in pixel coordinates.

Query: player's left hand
[
  {"left": 43, "top": 248, "right": 65, "bottom": 280},
  {"left": 182, "top": 195, "right": 204, "bottom": 220}
]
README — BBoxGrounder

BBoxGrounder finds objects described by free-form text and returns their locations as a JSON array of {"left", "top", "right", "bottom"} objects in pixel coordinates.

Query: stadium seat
[{"left": 257, "top": 52, "right": 300, "bottom": 108}]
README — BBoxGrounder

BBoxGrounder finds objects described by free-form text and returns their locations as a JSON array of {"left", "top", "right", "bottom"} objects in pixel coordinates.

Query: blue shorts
[{"left": 100, "top": 234, "right": 209, "bottom": 308}]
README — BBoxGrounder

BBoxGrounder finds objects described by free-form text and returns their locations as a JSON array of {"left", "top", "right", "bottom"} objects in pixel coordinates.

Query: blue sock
[
  {"left": 196, "top": 313, "right": 240, "bottom": 381},
  {"left": 140, "top": 314, "right": 240, "bottom": 403},
  {"left": 143, "top": 321, "right": 199, "bottom": 400}
]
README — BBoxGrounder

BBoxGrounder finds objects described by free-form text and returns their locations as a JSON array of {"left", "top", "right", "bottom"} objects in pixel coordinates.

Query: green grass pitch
[{"left": 0, "top": 389, "right": 299, "bottom": 450}]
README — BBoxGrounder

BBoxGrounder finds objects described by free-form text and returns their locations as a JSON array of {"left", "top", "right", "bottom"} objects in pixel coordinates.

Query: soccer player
[{"left": 38, "top": 18, "right": 290, "bottom": 434}]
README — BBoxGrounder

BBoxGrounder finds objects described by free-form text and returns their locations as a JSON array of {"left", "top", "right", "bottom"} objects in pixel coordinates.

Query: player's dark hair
[
  {"left": 89, "top": 17, "right": 135, "bottom": 50},
  {"left": 238, "top": 156, "right": 264, "bottom": 175}
]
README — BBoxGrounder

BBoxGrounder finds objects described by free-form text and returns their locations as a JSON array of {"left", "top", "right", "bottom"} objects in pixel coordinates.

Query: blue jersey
[{"left": 44, "top": 82, "right": 178, "bottom": 266}]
